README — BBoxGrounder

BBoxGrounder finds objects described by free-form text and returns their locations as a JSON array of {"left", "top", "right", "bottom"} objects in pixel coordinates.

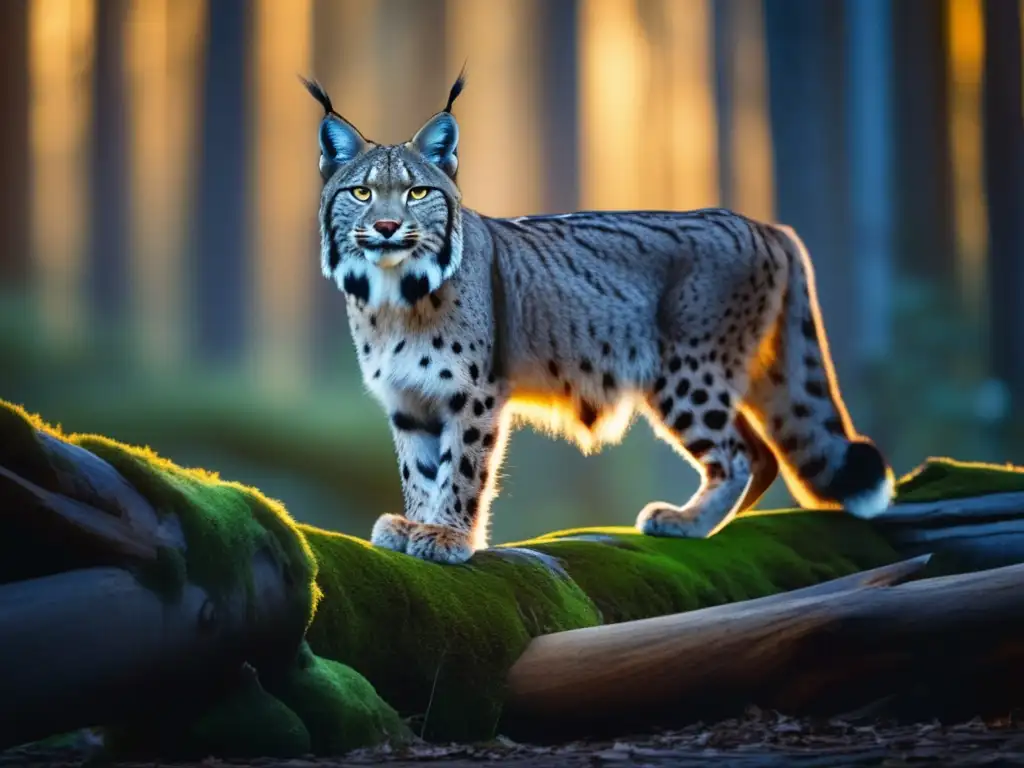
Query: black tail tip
[{"left": 825, "top": 440, "right": 894, "bottom": 519}]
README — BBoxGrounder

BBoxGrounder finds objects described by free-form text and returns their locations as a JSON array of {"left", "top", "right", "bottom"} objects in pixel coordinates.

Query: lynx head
[{"left": 303, "top": 71, "right": 466, "bottom": 309}]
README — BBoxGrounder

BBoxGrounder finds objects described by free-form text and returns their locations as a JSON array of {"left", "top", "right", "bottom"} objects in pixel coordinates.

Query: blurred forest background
[{"left": 0, "top": 0, "right": 1022, "bottom": 543}]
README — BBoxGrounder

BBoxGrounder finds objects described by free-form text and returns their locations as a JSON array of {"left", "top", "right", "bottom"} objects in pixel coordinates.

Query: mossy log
[
  {"left": 0, "top": 406, "right": 318, "bottom": 749},
  {"left": 3, "top": 397, "right": 1024, "bottom": 755}
]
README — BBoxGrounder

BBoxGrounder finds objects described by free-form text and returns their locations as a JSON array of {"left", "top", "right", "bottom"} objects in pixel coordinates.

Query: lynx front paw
[
  {"left": 406, "top": 523, "right": 475, "bottom": 565},
  {"left": 636, "top": 502, "right": 714, "bottom": 539},
  {"left": 370, "top": 513, "right": 414, "bottom": 553}
]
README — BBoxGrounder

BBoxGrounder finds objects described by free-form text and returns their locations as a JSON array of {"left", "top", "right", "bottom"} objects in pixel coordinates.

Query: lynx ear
[
  {"left": 408, "top": 67, "right": 465, "bottom": 179},
  {"left": 300, "top": 76, "right": 368, "bottom": 179},
  {"left": 410, "top": 112, "right": 459, "bottom": 179},
  {"left": 318, "top": 114, "right": 367, "bottom": 176}
]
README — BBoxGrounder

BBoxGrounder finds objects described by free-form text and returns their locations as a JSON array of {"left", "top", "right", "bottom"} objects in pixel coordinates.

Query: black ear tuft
[
  {"left": 299, "top": 75, "right": 334, "bottom": 116},
  {"left": 300, "top": 76, "right": 368, "bottom": 179},
  {"left": 443, "top": 62, "right": 467, "bottom": 114}
]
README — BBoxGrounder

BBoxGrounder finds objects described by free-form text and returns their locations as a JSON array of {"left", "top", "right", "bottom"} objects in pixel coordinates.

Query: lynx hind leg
[
  {"left": 733, "top": 411, "right": 779, "bottom": 512},
  {"left": 746, "top": 362, "right": 892, "bottom": 518},
  {"left": 638, "top": 356, "right": 763, "bottom": 539},
  {"left": 744, "top": 268, "right": 894, "bottom": 515}
]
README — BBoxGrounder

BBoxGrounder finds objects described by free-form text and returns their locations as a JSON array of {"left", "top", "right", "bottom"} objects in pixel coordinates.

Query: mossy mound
[
  {"left": 104, "top": 668, "right": 312, "bottom": 760},
  {"left": 895, "top": 456, "right": 1024, "bottom": 502},
  {"left": 270, "top": 642, "right": 412, "bottom": 754},
  {"left": 0, "top": 398, "right": 318, "bottom": 626},
  {"left": 0, "top": 397, "right": 408, "bottom": 758},
  {"left": 300, "top": 456, "right": 1024, "bottom": 743},
  {"left": 301, "top": 511, "right": 900, "bottom": 742},
  {"left": 103, "top": 647, "right": 411, "bottom": 760}
]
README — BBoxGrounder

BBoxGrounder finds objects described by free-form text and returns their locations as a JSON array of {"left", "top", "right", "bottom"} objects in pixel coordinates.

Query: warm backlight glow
[
  {"left": 446, "top": 0, "right": 544, "bottom": 217},
  {"left": 314, "top": 1, "right": 381, "bottom": 140},
  {"left": 29, "top": 0, "right": 94, "bottom": 342},
  {"left": 253, "top": 0, "right": 316, "bottom": 393},
  {"left": 578, "top": 0, "right": 648, "bottom": 210},
  {"left": 946, "top": 0, "right": 988, "bottom": 323},
  {"left": 725, "top": 0, "right": 774, "bottom": 222},
  {"left": 125, "top": 0, "right": 205, "bottom": 370},
  {"left": 506, "top": 391, "right": 639, "bottom": 456},
  {"left": 661, "top": 0, "right": 720, "bottom": 212},
  {"left": 579, "top": 0, "right": 719, "bottom": 212}
]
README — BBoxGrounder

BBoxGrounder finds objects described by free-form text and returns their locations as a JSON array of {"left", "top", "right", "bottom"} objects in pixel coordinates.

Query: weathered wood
[
  {"left": 878, "top": 492, "right": 1024, "bottom": 570},
  {"left": 505, "top": 562, "right": 1024, "bottom": 735},
  {"left": 0, "top": 545, "right": 296, "bottom": 749},
  {"left": 772, "top": 553, "right": 931, "bottom": 594},
  {"left": 0, "top": 427, "right": 300, "bottom": 749},
  {"left": 881, "top": 491, "right": 1024, "bottom": 522},
  {"left": 0, "top": 465, "right": 161, "bottom": 560}
]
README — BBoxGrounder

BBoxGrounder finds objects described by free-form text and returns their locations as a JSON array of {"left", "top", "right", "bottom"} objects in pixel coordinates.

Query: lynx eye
[
  {"left": 408, "top": 186, "right": 429, "bottom": 201},
  {"left": 351, "top": 187, "right": 372, "bottom": 202}
]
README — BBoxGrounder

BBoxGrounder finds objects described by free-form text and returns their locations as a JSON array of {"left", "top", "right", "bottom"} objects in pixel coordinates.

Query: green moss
[
  {"left": 0, "top": 400, "right": 61, "bottom": 493},
  {"left": 301, "top": 511, "right": 898, "bottom": 743},
  {"left": 183, "top": 675, "right": 310, "bottom": 759},
  {"left": 302, "top": 527, "right": 601, "bottom": 742},
  {"left": 0, "top": 399, "right": 319, "bottom": 627},
  {"left": 269, "top": 642, "right": 412, "bottom": 754},
  {"left": 6, "top": 395, "right": 1024, "bottom": 751},
  {"left": 105, "top": 670, "right": 311, "bottom": 760},
  {"left": 73, "top": 435, "right": 315, "bottom": 617},
  {"left": 896, "top": 457, "right": 1024, "bottom": 502},
  {"left": 522, "top": 511, "right": 897, "bottom": 622}
]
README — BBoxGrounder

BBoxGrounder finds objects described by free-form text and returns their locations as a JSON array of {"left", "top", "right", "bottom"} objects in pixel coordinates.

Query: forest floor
[{"left": 6, "top": 709, "right": 1024, "bottom": 768}]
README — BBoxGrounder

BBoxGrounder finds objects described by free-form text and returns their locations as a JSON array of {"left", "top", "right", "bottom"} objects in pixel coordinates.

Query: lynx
[{"left": 303, "top": 73, "right": 894, "bottom": 565}]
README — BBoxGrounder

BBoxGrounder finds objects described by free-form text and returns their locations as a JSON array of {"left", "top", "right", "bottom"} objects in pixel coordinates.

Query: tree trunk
[
  {"left": 538, "top": 0, "right": 579, "bottom": 214},
  {"left": 0, "top": 0, "right": 29, "bottom": 290},
  {"left": 4, "top": 406, "right": 1024, "bottom": 749},
  {"left": 763, "top": 0, "right": 855, "bottom": 382},
  {"left": 891, "top": 0, "right": 957, "bottom": 283},
  {"left": 193, "top": 0, "right": 251, "bottom": 368},
  {"left": 982, "top": 0, "right": 1024, "bottom": 426},
  {"left": 88, "top": 0, "right": 130, "bottom": 329}
]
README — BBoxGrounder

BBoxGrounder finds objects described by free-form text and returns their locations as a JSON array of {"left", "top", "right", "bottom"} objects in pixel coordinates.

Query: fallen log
[
  {"left": 0, "top": 560, "right": 288, "bottom": 749},
  {"left": 4, "top": 395, "right": 1024, "bottom": 754},
  {"left": 0, "top": 404, "right": 313, "bottom": 750},
  {"left": 505, "top": 561, "right": 1024, "bottom": 738}
]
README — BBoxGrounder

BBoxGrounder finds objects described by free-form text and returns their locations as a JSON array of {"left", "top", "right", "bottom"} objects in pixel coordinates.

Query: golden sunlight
[
  {"left": 253, "top": 0, "right": 316, "bottom": 393},
  {"left": 313, "top": 0, "right": 381, "bottom": 138},
  {"left": 125, "top": 0, "right": 205, "bottom": 370},
  {"left": 578, "top": 0, "right": 648, "bottom": 210},
  {"left": 578, "top": 0, "right": 719, "bottom": 212},
  {"left": 723, "top": 0, "right": 774, "bottom": 222},
  {"left": 946, "top": 0, "right": 988, "bottom": 324},
  {"left": 660, "top": 0, "right": 719, "bottom": 212},
  {"left": 445, "top": 0, "right": 544, "bottom": 217},
  {"left": 29, "top": 0, "right": 94, "bottom": 342}
]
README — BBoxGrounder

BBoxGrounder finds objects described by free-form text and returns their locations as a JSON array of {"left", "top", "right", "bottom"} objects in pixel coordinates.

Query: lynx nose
[{"left": 373, "top": 219, "right": 401, "bottom": 239}]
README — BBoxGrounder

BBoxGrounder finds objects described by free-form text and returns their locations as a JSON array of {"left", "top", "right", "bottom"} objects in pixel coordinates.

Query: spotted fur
[{"left": 305, "top": 76, "right": 895, "bottom": 564}]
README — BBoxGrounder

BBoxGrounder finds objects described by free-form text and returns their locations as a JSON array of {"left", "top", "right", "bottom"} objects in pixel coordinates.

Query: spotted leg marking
[
  {"left": 405, "top": 387, "right": 506, "bottom": 564},
  {"left": 639, "top": 356, "right": 756, "bottom": 539},
  {"left": 370, "top": 405, "right": 442, "bottom": 554}
]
